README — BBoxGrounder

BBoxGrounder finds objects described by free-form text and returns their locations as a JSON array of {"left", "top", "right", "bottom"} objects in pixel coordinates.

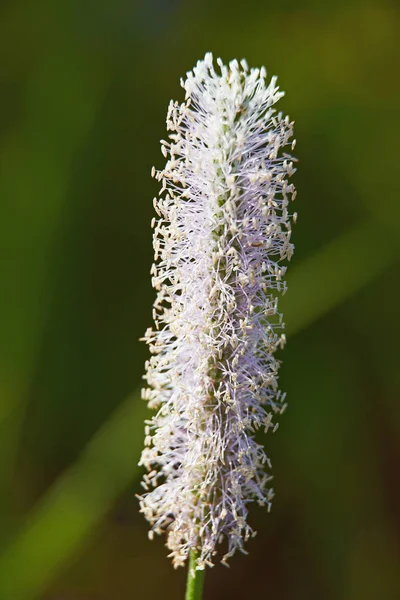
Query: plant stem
[{"left": 185, "top": 549, "right": 205, "bottom": 600}]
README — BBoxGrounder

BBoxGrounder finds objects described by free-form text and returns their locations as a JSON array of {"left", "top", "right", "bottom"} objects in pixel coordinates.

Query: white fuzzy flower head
[{"left": 138, "top": 53, "right": 297, "bottom": 570}]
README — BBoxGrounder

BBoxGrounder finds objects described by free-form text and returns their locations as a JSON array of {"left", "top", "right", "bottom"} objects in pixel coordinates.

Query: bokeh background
[{"left": 1, "top": 0, "right": 399, "bottom": 598}]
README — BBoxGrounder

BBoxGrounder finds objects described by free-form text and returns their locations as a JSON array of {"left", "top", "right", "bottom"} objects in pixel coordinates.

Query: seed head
[{"left": 138, "top": 53, "right": 297, "bottom": 569}]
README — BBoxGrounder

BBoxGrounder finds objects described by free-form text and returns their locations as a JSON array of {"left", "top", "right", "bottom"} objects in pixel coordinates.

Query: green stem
[{"left": 185, "top": 549, "right": 205, "bottom": 600}]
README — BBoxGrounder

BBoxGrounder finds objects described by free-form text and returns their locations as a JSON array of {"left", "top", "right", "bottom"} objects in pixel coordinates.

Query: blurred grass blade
[
  {"left": 0, "top": 47, "right": 106, "bottom": 419},
  {"left": 0, "top": 392, "right": 147, "bottom": 600},
  {"left": 0, "top": 43, "right": 107, "bottom": 529},
  {"left": 283, "top": 219, "right": 400, "bottom": 336}
]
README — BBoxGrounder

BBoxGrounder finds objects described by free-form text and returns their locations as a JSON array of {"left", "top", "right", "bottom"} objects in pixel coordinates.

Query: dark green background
[{"left": 0, "top": 0, "right": 399, "bottom": 598}]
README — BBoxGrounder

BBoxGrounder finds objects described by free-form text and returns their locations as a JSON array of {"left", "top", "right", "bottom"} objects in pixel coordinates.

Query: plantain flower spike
[{"left": 138, "top": 52, "right": 297, "bottom": 570}]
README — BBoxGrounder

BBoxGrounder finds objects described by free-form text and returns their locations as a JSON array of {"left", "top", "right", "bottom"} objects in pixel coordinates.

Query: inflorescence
[{"left": 138, "top": 53, "right": 297, "bottom": 570}]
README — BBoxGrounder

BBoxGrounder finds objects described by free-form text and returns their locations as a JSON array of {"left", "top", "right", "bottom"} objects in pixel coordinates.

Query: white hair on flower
[{"left": 138, "top": 52, "right": 297, "bottom": 569}]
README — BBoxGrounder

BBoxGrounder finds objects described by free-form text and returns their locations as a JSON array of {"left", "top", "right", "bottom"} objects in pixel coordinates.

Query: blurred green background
[{"left": 0, "top": 0, "right": 399, "bottom": 598}]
